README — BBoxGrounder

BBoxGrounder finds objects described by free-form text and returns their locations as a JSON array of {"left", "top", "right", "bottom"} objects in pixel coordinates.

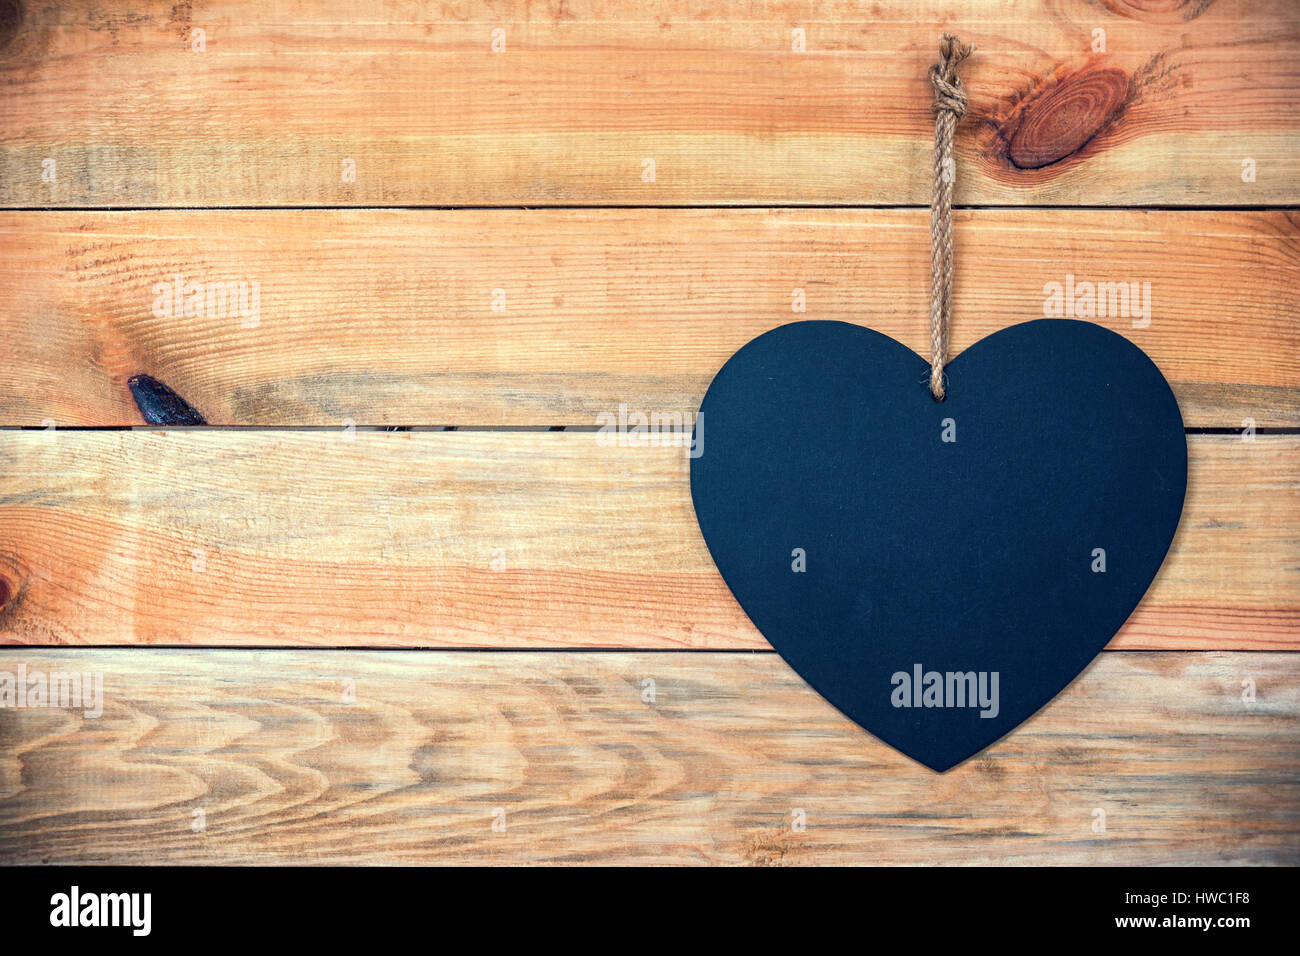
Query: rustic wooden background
[{"left": 0, "top": 0, "right": 1297, "bottom": 865}]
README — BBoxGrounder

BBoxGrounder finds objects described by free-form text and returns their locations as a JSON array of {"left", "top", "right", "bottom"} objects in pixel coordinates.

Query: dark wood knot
[
  {"left": 1004, "top": 67, "right": 1129, "bottom": 169},
  {"left": 1101, "top": 0, "right": 1215, "bottom": 23},
  {"left": 0, "top": 0, "right": 23, "bottom": 51},
  {"left": 128, "top": 374, "right": 207, "bottom": 425}
]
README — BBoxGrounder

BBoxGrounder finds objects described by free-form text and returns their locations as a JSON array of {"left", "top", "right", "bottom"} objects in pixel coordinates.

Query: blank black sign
[{"left": 690, "top": 319, "right": 1187, "bottom": 771}]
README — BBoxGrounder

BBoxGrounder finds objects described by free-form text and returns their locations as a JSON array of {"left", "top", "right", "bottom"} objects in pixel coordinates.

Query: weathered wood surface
[
  {"left": 0, "top": 650, "right": 1294, "bottom": 865},
  {"left": 0, "top": 209, "right": 1295, "bottom": 427},
  {"left": 0, "top": 0, "right": 1296, "bottom": 870},
  {"left": 0, "top": 431, "right": 1293, "bottom": 650},
  {"left": 1, "top": 1, "right": 1297, "bottom": 206}
]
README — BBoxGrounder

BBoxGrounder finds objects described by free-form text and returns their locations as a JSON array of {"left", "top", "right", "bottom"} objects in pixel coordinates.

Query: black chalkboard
[{"left": 690, "top": 319, "right": 1187, "bottom": 771}]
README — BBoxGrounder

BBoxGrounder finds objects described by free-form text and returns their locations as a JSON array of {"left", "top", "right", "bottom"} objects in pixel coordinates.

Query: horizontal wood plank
[
  {"left": 0, "top": 431, "right": 1293, "bottom": 650},
  {"left": 1, "top": 209, "right": 1296, "bottom": 427},
  {"left": 0, "top": 1, "right": 1297, "bottom": 206},
  {"left": 0, "top": 650, "right": 1295, "bottom": 864}
]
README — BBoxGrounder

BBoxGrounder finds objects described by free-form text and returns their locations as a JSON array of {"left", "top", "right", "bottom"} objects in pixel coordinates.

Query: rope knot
[
  {"left": 927, "top": 34, "right": 973, "bottom": 401},
  {"left": 929, "top": 34, "right": 973, "bottom": 118}
]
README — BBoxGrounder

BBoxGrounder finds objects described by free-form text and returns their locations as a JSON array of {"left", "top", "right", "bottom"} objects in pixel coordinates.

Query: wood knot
[
  {"left": 128, "top": 374, "right": 207, "bottom": 425},
  {"left": 0, "top": 575, "right": 12, "bottom": 611},
  {"left": 1101, "top": 0, "right": 1215, "bottom": 22},
  {"left": 1001, "top": 65, "right": 1130, "bottom": 170},
  {"left": 0, "top": 0, "right": 23, "bottom": 51}
]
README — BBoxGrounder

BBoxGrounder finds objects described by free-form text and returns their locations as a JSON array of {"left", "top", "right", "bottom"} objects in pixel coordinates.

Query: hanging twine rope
[{"left": 928, "top": 34, "right": 973, "bottom": 400}]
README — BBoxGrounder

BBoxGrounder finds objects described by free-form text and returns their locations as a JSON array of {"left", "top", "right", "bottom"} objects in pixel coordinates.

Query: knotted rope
[{"left": 928, "top": 34, "right": 973, "bottom": 400}]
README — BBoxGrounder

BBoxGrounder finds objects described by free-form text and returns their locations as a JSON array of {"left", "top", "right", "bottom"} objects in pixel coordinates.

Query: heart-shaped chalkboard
[{"left": 690, "top": 319, "right": 1186, "bottom": 771}]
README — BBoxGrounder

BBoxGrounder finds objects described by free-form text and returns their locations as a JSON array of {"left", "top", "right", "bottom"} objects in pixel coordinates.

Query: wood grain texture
[
  {"left": 0, "top": 431, "right": 1293, "bottom": 650},
  {"left": 1, "top": 209, "right": 1296, "bottom": 427},
  {"left": 1, "top": 0, "right": 1297, "bottom": 206},
  {"left": 0, "top": 0, "right": 1293, "bottom": 873},
  {"left": 0, "top": 650, "right": 1294, "bottom": 864}
]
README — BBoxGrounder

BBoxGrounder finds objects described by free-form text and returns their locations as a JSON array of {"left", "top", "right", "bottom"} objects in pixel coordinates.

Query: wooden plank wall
[
  {"left": 0, "top": 0, "right": 1297, "bottom": 864},
  {"left": 1, "top": 0, "right": 1297, "bottom": 205}
]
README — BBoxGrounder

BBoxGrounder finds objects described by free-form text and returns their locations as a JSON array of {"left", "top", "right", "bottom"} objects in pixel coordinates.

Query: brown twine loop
[{"left": 928, "top": 34, "right": 973, "bottom": 401}]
